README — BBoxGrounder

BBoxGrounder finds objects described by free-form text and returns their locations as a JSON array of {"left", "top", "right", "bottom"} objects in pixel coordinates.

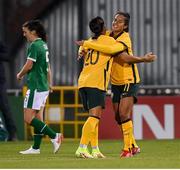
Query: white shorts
[{"left": 24, "top": 89, "right": 49, "bottom": 110}]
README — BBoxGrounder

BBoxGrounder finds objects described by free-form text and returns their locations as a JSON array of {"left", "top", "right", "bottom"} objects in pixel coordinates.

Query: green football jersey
[{"left": 26, "top": 38, "right": 49, "bottom": 91}]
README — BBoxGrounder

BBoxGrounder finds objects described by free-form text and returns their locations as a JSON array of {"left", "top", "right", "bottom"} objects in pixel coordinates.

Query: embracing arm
[
  {"left": 118, "top": 52, "right": 157, "bottom": 64},
  {"left": 16, "top": 59, "right": 33, "bottom": 80},
  {"left": 83, "top": 40, "right": 126, "bottom": 54}
]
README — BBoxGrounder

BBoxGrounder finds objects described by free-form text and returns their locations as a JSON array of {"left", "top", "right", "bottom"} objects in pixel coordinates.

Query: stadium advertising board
[{"left": 99, "top": 96, "right": 180, "bottom": 139}]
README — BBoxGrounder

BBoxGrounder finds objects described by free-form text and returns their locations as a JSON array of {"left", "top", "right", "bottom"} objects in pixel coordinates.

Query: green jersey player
[{"left": 17, "top": 20, "right": 62, "bottom": 154}]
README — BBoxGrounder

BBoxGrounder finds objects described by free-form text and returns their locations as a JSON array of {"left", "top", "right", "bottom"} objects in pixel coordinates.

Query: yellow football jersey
[
  {"left": 110, "top": 32, "right": 140, "bottom": 85},
  {"left": 78, "top": 35, "right": 117, "bottom": 91}
]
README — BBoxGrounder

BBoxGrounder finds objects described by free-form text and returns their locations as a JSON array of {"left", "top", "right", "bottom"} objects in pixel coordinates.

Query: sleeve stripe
[
  {"left": 116, "top": 41, "right": 129, "bottom": 54},
  {"left": 27, "top": 57, "right": 36, "bottom": 62}
]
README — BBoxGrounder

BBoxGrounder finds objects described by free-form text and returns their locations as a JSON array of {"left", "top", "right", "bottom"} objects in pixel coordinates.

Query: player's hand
[
  {"left": 16, "top": 73, "right": 23, "bottom": 81},
  {"left": 75, "top": 40, "right": 84, "bottom": 46},
  {"left": 49, "top": 85, "right": 53, "bottom": 93},
  {"left": 143, "top": 52, "right": 157, "bottom": 62},
  {"left": 78, "top": 49, "right": 86, "bottom": 60}
]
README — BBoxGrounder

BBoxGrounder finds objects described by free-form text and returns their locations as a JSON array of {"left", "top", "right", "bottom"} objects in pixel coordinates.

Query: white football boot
[
  {"left": 19, "top": 146, "right": 40, "bottom": 154},
  {"left": 51, "top": 133, "right": 63, "bottom": 153}
]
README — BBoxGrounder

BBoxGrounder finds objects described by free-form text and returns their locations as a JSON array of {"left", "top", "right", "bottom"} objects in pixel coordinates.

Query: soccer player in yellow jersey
[
  {"left": 79, "top": 11, "right": 156, "bottom": 158},
  {"left": 75, "top": 16, "right": 129, "bottom": 159}
]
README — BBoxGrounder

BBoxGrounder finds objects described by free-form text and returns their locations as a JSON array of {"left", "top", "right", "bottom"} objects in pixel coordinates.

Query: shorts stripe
[
  {"left": 123, "top": 83, "right": 130, "bottom": 92},
  {"left": 24, "top": 89, "right": 49, "bottom": 110},
  {"left": 126, "top": 83, "right": 130, "bottom": 92},
  {"left": 27, "top": 89, "right": 35, "bottom": 108}
]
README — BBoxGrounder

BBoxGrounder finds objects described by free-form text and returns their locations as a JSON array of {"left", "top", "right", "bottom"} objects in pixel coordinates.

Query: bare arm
[
  {"left": 83, "top": 40, "right": 126, "bottom": 54},
  {"left": 75, "top": 39, "right": 126, "bottom": 55},
  {"left": 47, "top": 63, "right": 53, "bottom": 92},
  {"left": 16, "top": 59, "right": 33, "bottom": 80},
  {"left": 118, "top": 52, "right": 157, "bottom": 64}
]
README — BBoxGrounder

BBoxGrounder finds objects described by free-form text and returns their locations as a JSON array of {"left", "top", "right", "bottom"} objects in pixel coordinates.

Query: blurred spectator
[{"left": 0, "top": 41, "right": 17, "bottom": 141}]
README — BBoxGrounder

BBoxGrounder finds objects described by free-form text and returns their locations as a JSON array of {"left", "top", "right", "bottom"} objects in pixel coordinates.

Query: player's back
[{"left": 78, "top": 35, "right": 115, "bottom": 91}]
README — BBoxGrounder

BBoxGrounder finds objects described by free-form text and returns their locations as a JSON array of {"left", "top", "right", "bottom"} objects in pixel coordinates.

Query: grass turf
[{"left": 0, "top": 139, "right": 180, "bottom": 168}]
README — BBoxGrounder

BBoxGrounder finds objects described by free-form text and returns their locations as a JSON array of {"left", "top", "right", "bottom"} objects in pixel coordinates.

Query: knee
[
  {"left": 24, "top": 109, "right": 36, "bottom": 124},
  {"left": 23, "top": 113, "right": 33, "bottom": 124},
  {"left": 24, "top": 117, "right": 32, "bottom": 124},
  {"left": 89, "top": 106, "right": 102, "bottom": 118}
]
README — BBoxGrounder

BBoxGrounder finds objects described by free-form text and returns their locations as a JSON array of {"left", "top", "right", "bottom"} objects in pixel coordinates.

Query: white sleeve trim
[{"left": 27, "top": 57, "right": 36, "bottom": 62}]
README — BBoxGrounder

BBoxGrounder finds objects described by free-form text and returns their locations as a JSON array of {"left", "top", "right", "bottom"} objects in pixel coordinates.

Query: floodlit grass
[{"left": 0, "top": 139, "right": 180, "bottom": 168}]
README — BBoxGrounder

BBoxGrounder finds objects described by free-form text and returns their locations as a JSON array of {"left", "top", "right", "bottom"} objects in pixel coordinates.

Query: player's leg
[
  {"left": 19, "top": 108, "right": 40, "bottom": 154},
  {"left": 119, "top": 105, "right": 140, "bottom": 156},
  {"left": 119, "top": 96, "right": 134, "bottom": 157},
  {"left": 119, "top": 83, "right": 140, "bottom": 157},
  {"left": 88, "top": 88, "right": 105, "bottom": 158},
  {"left": 31, "top": 90, "right": 63, "bottom": 153},
  {"left": 20, "top": 89, "right": 62, "bottom": 154},
  {"left": 111, "top": 84, "right": 123, "bottom": 132},
  {"left": 130, "top": 107, "right": 140, "bottom": 155},
  {"left": 75, "top": 88, "right": 93, "bottom": 158},
  {"left": 75, "top": 88, "right": 105, "bottom": 158},
  {"left": 89, "top": 107, "right": 105, "bottom": 158},
  {"left": 112, "top": 84, "right": 129, "bottom": 156},
  {"left": 76, "top": 115, "right": 99, "bottom": 158},
  {"left": 125, "top": 84, "right": 141, "bottom": 155},
  {"left": 31, "top": 107, "right": 44, "bottom": 150},
  {"left": 90, "top": 120, "right": 98, "bottom": 150}
]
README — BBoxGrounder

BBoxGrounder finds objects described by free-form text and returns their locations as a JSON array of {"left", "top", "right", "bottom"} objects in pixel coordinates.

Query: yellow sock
[
  {"left": 131, "top": 122, "right": 138, "bottom": 148},
  {"left": 80, "top": 117, "right": 99, "bottom": 145},
  {"left": 122, "top": 120, "right": 133, "bottom": 151},
  {"left": 90, "top": 121, "right": 99, "bottom": 147}
]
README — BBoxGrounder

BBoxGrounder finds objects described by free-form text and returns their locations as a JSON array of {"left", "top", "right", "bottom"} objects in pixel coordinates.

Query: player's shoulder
[
  {"left": 31, "top": 39, "right": 47, "bottom": 49},
  {"left": 117, "top": 31, "right": 130, "bottom": 40},
  {"left": 30, "top": 40, "right": 39, "bottom": 49}
]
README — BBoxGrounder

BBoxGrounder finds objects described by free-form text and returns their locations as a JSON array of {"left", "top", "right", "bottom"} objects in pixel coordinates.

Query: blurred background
[{"left": 0, "top": 0, "right": 180, "bottom": 141}]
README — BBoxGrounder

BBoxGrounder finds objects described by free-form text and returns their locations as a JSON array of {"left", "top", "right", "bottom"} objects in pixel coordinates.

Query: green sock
[
  {"left": 31, "top": 118, "right": 56, "bottom": 139},
  {"left": 32, "top": 128, "right": 43, "bottom": 149}
]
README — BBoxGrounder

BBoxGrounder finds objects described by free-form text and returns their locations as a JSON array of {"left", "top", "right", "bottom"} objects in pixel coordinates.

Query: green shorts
[
  {"left": 111, "top": 83, "right": 140, "bottom": 104},
  {"left": 79, "top": 87, "right": 106, "bottom": 111}
]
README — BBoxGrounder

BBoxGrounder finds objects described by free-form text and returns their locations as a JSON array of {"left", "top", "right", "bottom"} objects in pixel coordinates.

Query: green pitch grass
[{"left": 0, "top": 139, "right": 180, "bottom": 168}]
